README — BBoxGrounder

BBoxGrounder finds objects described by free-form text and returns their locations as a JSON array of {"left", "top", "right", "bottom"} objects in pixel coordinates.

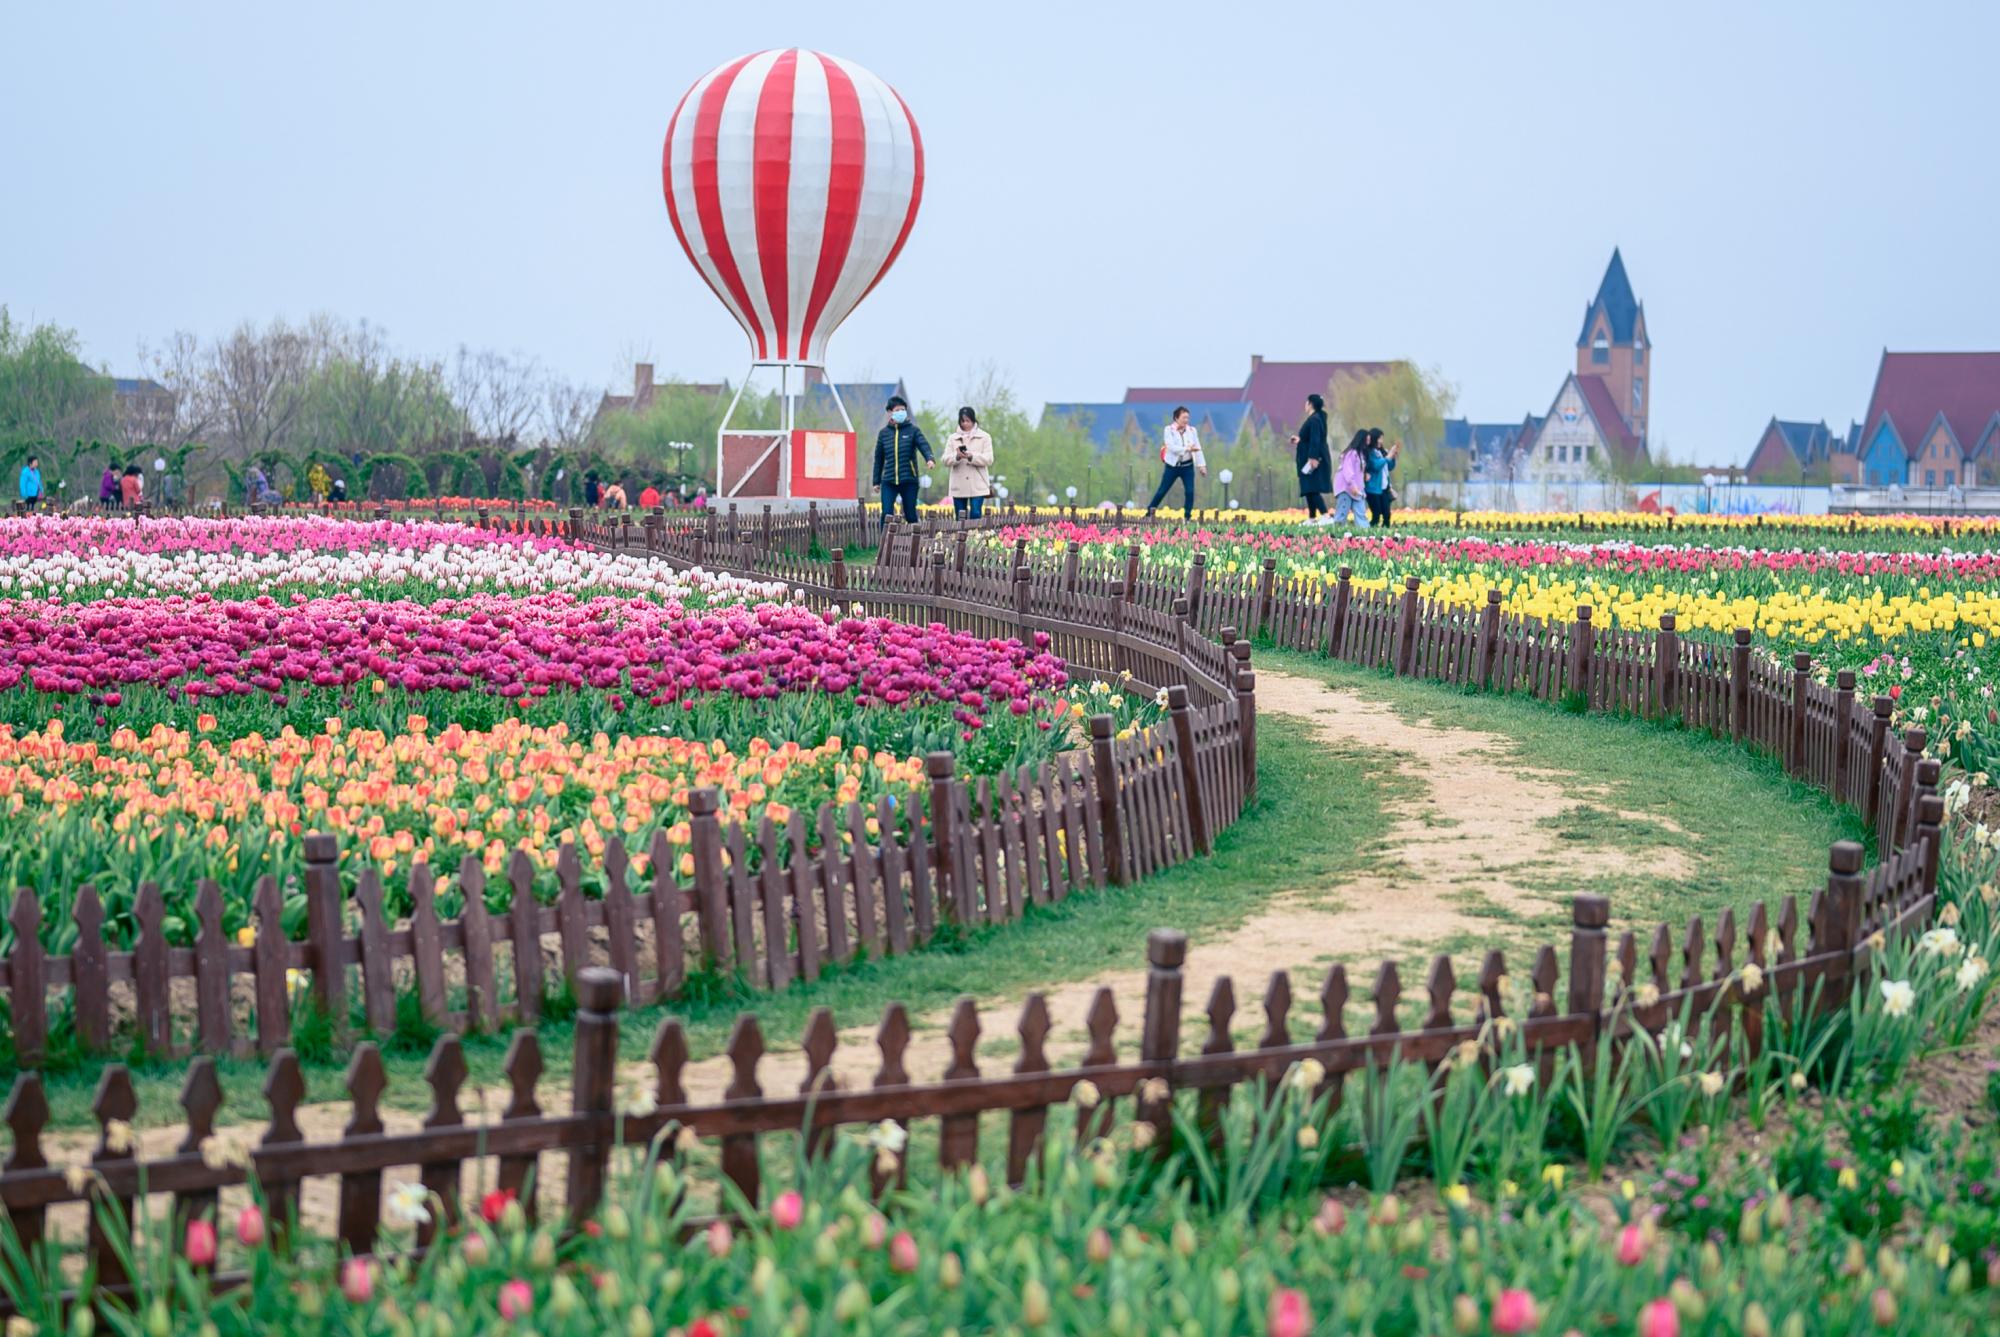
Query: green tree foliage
[
  {"left": 0, "top": 307, "right": 115, "bottom": 459},
  {"left": 1329, "top": 362, "right": 1459, "bottom": 481},
  {"left": 290, "top": 343, "right": 458, "bottom": 461}
]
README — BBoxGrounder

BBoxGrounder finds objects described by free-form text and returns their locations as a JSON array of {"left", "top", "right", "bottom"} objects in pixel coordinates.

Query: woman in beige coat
[{"left": 945, "top": 406, "right": 995, "bottom": 519}]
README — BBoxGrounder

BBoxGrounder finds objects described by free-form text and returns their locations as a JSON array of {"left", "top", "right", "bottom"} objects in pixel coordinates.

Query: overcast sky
[{"left": 6, "top": 1, "right": 1995, "bottom": 464}]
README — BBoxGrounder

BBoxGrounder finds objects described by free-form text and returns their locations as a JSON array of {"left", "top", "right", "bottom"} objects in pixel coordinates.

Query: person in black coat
[
  {"left": 1290, "top": 393, "right": 1334, "bottom": 518},
  {"left": 871, "top": 394, "right": 934, "bottom": 528}
]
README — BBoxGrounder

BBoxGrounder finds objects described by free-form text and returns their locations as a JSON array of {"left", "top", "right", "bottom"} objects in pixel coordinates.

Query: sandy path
[{"left": 36, "top": 668, "right": 1680, "bottom": 1238}]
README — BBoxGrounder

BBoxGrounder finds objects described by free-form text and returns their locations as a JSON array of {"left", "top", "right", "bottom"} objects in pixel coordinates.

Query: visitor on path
[
  {"left": 1292, "top": 394, "right": 1333, "bottom": 519},
  {"left": 1329, "top": 432, "right": 1370, "bottom": 525},
  {"left": 17, "top": 456, "right": 41, "bottom": 512},
  {"left": 1365, "top": 428, "right": 1398, "bottom": 527},
  {"left": 1145, "top": 406, "right": 1207, "bottom": 519},
  {"left": 872, "top": 394, "right": 932, "bottom": 528},
  {"left": 119, "top": 465, "right": 143, "bottom": 508},
  {"left": 639, "top": 483, "right": 661, "bottom": 509},
  {"left": 602, "top": 480, "right": 628, "bottom": 508},
  {"left": 246, "top": 465, "right": 279, "bottom": 505},
  {"left": 945, "top": 406, "right": 994, "bottom": 520},
  {"left": 330, "top": 477, "right": 348, "bottom": 503},
  {"left": 583, "top": 471, "right": 601, "bottom": 507},
  {"left": 99, "top": 464, "right": 120, "bottom": 509}
]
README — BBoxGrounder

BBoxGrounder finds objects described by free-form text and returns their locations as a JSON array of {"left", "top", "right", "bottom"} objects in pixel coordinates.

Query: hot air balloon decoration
[{"left": 663, "top": 49, "right": 924, "bottom": 500}]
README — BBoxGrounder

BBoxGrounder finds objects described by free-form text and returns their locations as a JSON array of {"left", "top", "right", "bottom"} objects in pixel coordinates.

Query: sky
[{"left": 5, "top": 1, "right": 1996, "bottom": 465}]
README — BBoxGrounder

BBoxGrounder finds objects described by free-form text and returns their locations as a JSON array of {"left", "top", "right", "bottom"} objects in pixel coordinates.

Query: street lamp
[
  {"left": 1219, "top": 469, "right": 1234, "bottom": 486},
  {"left": 1065, "top": 485, "right": 1077, "bottom": 500},
  {"left": 1046, "top": 492, "right": 1058, "bottom": 506}
]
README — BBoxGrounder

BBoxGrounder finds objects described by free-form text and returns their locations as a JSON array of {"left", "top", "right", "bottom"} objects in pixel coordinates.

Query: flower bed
[
  {"left": 0, "top": 517, "right": 1152, "bottom": 949},
  {"left": 1000, "top": 518, "right": 2000, "bottom": 776}
]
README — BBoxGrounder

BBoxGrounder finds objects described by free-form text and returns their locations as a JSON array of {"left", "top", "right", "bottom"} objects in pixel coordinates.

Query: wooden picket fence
[{"left": 0, "top": 499, "right": 1960, "bottom": 1294}]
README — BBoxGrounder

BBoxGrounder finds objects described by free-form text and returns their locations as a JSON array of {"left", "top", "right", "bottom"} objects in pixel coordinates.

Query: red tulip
[
  {"left": 184, "top": 1218, "right": 217, "bottom": 1266},
  {"left": 1616, "top": 1224, "right": 1647, "bottom": 1266},
  {"left": 340, "top": 1257, "right": 374, "bottom": 1304},
  {"left": 498, "top": 1278, "right": 533, "bottom": 1320},
  {"left": 235, "top": 1204, "right": 265, "bottom": 1247},
  {"left": 889, "top": 1230, "right": 919, "bottom": 1274},
  {"left": 771, "top": 1190, "right": 803, "bottom": 1230},
  {"left": 1268, "top": 1288, "right": 1310, "bottom": 1337},
  {"left": 1637, "top": 1298, "right": 1680, "bottom": 1337},
  {"left": 1492, "top": 1288, "right": 1539, "bottom": 1333}
]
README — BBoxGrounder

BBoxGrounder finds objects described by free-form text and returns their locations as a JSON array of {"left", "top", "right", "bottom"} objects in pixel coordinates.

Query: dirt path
[{"left": 36, "top": 668, "right": 1681, "bottom": 1239}]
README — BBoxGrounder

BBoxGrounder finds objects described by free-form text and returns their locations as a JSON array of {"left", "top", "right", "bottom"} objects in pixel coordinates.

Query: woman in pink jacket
[{"left": 1328, "top": 431, "right": 1370, "bottom": 525}]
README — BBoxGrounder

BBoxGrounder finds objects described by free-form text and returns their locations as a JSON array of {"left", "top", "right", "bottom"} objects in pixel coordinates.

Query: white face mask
[{"left": 890, "top": 409, "right": 908, "bottom": 424}]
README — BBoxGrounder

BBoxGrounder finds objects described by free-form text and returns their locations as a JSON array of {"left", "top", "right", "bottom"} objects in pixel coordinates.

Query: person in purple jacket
[{"left": 1328, "top": 432, "right": 1370, "bottom": 525}]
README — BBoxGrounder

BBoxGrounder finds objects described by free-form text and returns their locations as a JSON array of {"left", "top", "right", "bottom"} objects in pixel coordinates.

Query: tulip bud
[
  {"left": 1766, "top": 1193, "right": 1792, "bottom": 1230},
  {"left": 1452, "top": 1294, "right": 1481, "bottom": 1335},
  {"left": 813, "top": 1230, "right": 839, "bottom": 1268},
  {"left": 1737, "top": 1205, "right": 1762, "bottom": 1245},
  {"left": 461, "top": 1231, "right": 490, "bottom": 1267},
  {"left": 529, "top": 1231, "right": 556, "bottom": 1271},
  {"left": 1636, "top": 1298, "right": 1680, "bottom": 1337},
  {"left": 967, "top": 1164, "right": 991, "bottom": 1205},
  {"left": 1616, "top": 1224, "right": 1647, "bottom": 1267},
  {"left": 1373, "top": 1193, "right": 1402, "bottom": 1226},
  {"left": 653, "top": 1162, "right": 679, "bottom": 1202},
  {"left": 1121, "top": 1225, "right": 1146, "bottom": 1260},
  {"left": 889, "top": 1230, "right": 919, "bottom": 1275},
  {"left": 1870, "top": 1288, "right": 1897, "bottom": 1327},
  {"left": 707, "top": 1219, "right": 734, "bottom": 1258},
  {"left": 599, "top": 1274, "right": 623, "bottom": 1308},
  {"left": 939, "top": 1251, "right": 963, "bottom": 1290},
  {"left": 604, "top": 1204, "right": 631, "bottom": 1239},
  {"left": 549, "top": 1277, "right": 580, "bottom": 1319},
  {"left": 1761, "top": 1242, "right": 1786, "bottom": 1281},
  {"left": 69, "top": 1307, "right": 96, "bottom": 1337},
  {"left": 1093, "top": 1157, "right": 1117, "bottom": 1189},
  {"left": 1022, "top": 1278, "right": 1051, "bottom": 1328},
  {"left": 500, "top": 1200, "right": 526, "bottom": 1235},
  {"left": 1742, "top": 1302, "right": 1771, "bottom": 1337},
  {"left": 1398, "top": 1219, "right": 1429, "bottom": 1252},
  {"left": 1087, "top": 1227, "right": 1113, "bottom": 1265},
  {"left": 1670, "top": 1277, "right": 1706, "bottom": 1322},
  {"left": 835, "top": 1280, "right": 869, "bottom": 1324},
  {"left": 1842, "top": 1239, "right": 1867, "bottom": 1277},
  {"left": 1313, "top": 1197, "right": 1346, "bottom": 1237},
  {"left": 184, "top": 1218, "right": 218, "bottom": 1267},
  {"left": 235, "top": 1204, "right": 266, "bottom": 1248},
  {"left": 145, "top": 1301, "right": 170, "bottom": 1337},
  {"left": 1108, "top": 1300, "right": 1134, "bottom": 1337},
  {"left": 1699, "top": 1240, "right": 1723, "bottom": 1282},
  {"left": 1779, "top": 1313, "right": 1805, "bottom": 1337},
  {"left": 626, "top": 1306, "right": 654, "bottom": 1337},
  {"left": 1216, "top": 1267, "right": 1241, "bottom": 1308},
  {"left": 1173, "top": 1219, "right": 1197, "bottom": 1256},
  {"left": 1948, "top": 1259, "right": 1971, "bottom": 1295},
  {"left": 341, "top": 1258, "right": 375, "bottom": 1305}
]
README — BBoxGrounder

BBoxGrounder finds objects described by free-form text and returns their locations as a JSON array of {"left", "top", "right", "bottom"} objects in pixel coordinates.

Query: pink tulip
[
  {"left": 498, "top": 1279, "right": 533, "bottom": 1320},
  {"left": 1268, "top": 1288, "right": 1311, "bottom": 1337},
  {"left": 462, "top": 1231, "right": 491, "bottom": 1266},
  {"left": 862, "top": 1212, "right": 888, "bottom": 1249},
  {"left": 184, "top": 1218, "right": 217, "bottom": 1266},
  {"left": 889, "top": 1230, "right": 919, "bottom": 1274},
  {"left": 1637, "top": 1298, "right": 1680, "bottom": 1337},
  {"left": 340, "top": 1257, "right": 374, "bottom": 1304},
  {"left": 1492, "top": 1288, "right": 1539, "bottom": 1333},
  {"left": 235, "top": 1204, "right": 265, "bottom": 1247},
  {"left": 1312, "top": 1196, "right": 1347, "bottom": 1236},
  {"left": 1616, "top": 1224, "right": 1647, "bottom": 1266},
  {"left": 771, "top": 1190, "right": 804, "bottom": 1230},
  {"left": 706, "top": 1219, "right": 733, "bottom": 1257}
]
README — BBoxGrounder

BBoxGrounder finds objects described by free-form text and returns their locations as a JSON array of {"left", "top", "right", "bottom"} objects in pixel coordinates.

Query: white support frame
[{"left": 715, "top": 362, "right": 855, "bottom": 499}]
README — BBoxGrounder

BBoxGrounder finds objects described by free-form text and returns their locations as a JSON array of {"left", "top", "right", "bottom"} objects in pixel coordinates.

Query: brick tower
[{"left": 1574, "top": 249, "right": 1650, "bottom": 447}]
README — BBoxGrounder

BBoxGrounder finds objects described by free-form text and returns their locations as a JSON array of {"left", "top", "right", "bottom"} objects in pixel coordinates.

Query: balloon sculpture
[{"left": 663, "top": 49, "right": 924, "bottom": 368}]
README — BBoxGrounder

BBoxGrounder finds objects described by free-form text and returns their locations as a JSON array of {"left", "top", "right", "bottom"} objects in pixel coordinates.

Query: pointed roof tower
[{"left": 1576, "top": 248, "right": 1643, "bottom": 346}]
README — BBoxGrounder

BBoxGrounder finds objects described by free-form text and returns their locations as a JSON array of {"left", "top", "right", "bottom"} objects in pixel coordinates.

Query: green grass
[
  {"left": 1265, "top": 649, "right": 1870, "bottom": 938},
  {"left": 34, "top": 722, "right": 1401, "bottom": 1129}
]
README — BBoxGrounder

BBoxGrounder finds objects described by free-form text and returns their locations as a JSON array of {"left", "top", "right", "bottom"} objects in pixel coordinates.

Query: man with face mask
[{"left": 871, "top": 395, "right": 933, "bottom": 528}]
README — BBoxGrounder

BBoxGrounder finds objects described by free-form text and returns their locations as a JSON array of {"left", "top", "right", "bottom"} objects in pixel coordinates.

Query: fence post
[
  {"left": 1012, "top": 562, "right": 1031, "bottom": 637},
  {"left": 955, "top": 531, "right": 969, "bottom": 575},
  {"left": 1184, "top": 552, "right": 1207, "bottom": 626},
  {"left": 1729, "top": 628, "right": 1753, "bottom": 743},
  {"left": 1394, "top": 576, "right": 1421, "bottom": 676},
  {"left": 1061, "top": 543, "right": 1080, "bottom": 596},
  {"left": 760, "top": 503, "right": 773, "bottom": 551},
  {"left": 1327, "top": 566, "right": 1354, "bottom": 660},
  {"left": 807, "top": 501, "right": 820, "bottom": 553},
  {"left": 1474, "top": 589, "right": 1502, "bottom": 689},
  {"left": 301, "top": 833, "right": 347, "bottom": 1041},
  {"left": 1788, "top": 653, "right": 1812, "bottom": 776},
  {"left": 1167, "top": 685, "right": 1210, "bottom": 856},
  {"left": 565, "top": 965, "right": 622, "bottom": 1226},
  {"left": 643, "top": 512, "right": 659, "bottom": 553},
  {"left": 927, "top": 752, "right": 967, "bottom": 918},
  {"left": 1567, "top": 895, "right": 1610, "bottom": 1027},
  {"left": 568, "top": 507, "right": 583, "bottom": 544},
  {"left": 1917, "top": 793, "right": 1944, "bottom": 898},
  {"left": 1831, "top": 670, "right": 1856, "bottom": 805},
  {"left": 1817, "top": 841, "right": 1866, "bottom": 1005},
  {"left": 1232, "top": 640, "right": 1257, "bottom": 798},
  {"left": 688, "top": 788, "right": 731, "bottom": 969},
  {"left": 1654, "top": 612, "right": 1679, "bottom": 718},
  {"left": 931, "top": 550, "right": 946, "bottom": 599},
  {"left": 1137, "top": 928, "right": 1186, "bottom": 1153},
  {"left": 1890, "top": 728, "right": 1925, "bottom": 851},
  {"left": 1088, "top": 716, "right": 1128, "bottom": 886},
  {"left": 1568, "top": 604, "right": 1594, "bottom": 703},
  {"left": 1109, "top": 580, "right": 1129, "bottom": 678},
  {"left": 1863, "top": 694, "right": 1893, "bottom": 828},
  {"left": 1255, "top": 558, "right": 1277, "bottom": 641},
  {"left": 830, "top": 548, "right": 847, "bottom": 593},
  {"left": 1124, "top": 544, "right": 1141, "bottom": 601}
]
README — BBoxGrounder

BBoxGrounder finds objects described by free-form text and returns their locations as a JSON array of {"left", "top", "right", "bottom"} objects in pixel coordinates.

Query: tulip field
[
  {"left": 1000, "top": 514, "right": 2000, "bottom": 781},
  {"left": 0, "top": 516, "right": 1167, "bottom": 950}
]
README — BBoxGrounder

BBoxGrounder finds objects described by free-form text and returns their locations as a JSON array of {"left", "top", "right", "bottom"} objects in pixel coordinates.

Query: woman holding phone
[{"left": 945, "top": 406, "right": 995, "bottom": 519}]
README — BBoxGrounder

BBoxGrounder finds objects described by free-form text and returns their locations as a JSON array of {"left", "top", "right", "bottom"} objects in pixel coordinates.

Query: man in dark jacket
[{"left": 871, "top": 395, "right": 933, "bottom": 527}]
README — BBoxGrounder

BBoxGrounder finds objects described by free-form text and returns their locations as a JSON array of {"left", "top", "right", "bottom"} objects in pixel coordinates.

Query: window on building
[
  {"left": 1925, "top": 470, "right": 1936, "bottom": 487},
  {"left": 1592, "top": 335, "right": 1609, "bottom": 365},
  {"left": 1635, "top": 344, "right": 1645, "bottom": 366},
  {"left": 1584, "top": 444, "right": 1596, "bottom": 461},
  {"left": 1633, "top": 377, "right": 1644, "bottom": 414}
]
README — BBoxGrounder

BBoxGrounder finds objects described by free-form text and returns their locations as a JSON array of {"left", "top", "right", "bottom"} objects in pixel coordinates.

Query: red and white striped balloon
[{"left": 662, "top": 50, "right": 924, "bottom": 366}]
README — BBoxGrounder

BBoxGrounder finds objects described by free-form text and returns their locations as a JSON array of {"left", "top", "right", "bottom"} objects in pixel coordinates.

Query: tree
[
  {"left": 1330, "top": 362, "right": 1458, "bottom": 482},
  {"left": 293, "top": 322, "right": 457, "bottom": 462},
  {"left": 134, "top": 330, "right": 219, "bottom": 452},
  {"left": 539, "top": 374, "right": 597, "bottom": 452},
  {"left": 0, "top": 307, "right": 114, "bottom": 449},
  {"left": 451, "top": 347, "right": 541, "bottom": 447},
  {"left": 206, "top": 316, "right": 328, "bottom": 461}
]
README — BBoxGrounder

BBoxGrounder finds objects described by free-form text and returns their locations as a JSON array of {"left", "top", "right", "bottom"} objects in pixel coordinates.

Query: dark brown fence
[{"left": 0, "top": 500, "right": 1956, "bottom": 1285}]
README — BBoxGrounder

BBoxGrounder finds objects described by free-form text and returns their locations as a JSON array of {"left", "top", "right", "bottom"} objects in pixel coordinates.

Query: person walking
[
  {"left": 1291, "top": 394, "right": 1334, "bottom": 519},
  {"left": 119, "top": 465, "right": 144, "bottom": 509},
  {"left": 1145, "top": 407, "right": 1207, "bottom": 519},
  {"left": 639, "top": 483, "right": 661, "bottom": 509},
  {"left": 1330, "top": 432, "right": 1370, "bottom": 524},
  {"left": 944, "top": 406, "right": 994, "bottom": 520},
  {"left": 99, "top": 463, "right": 121, "bottom": 510},
  {"left": 583, "top": 471, "right": 601, "bottom": 508},
  {"left": 1364, "top": 428, "right": 1399, "bottom": 527},
  {"left": 17, "top": 455, "right": 42, "bottom": 512},
  {"left": 871, "top": 395, "right": 932, "bottom": 527}
]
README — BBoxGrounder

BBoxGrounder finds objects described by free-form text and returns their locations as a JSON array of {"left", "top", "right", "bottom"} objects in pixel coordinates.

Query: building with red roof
[
  {"left": 1850, "top": 351, "right": 2000, "bottom": 487},
  {"left": 1517, "top": 251, "right": 1653, "bottom": 483},
  {"left": 1114, "top": 356, "right": 1398, "bottom": 436}
]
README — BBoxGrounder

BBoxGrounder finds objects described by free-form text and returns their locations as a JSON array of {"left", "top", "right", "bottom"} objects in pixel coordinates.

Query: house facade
[
  {"left": 1516, "top": 251, "right": 1652, "bottom": 484},
  {"left": 1852, "top": 351, "right": 2000, "bottom": 487},
  {"left": 1744, "top": 418, "right": 1836, "bottom": 482}
]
